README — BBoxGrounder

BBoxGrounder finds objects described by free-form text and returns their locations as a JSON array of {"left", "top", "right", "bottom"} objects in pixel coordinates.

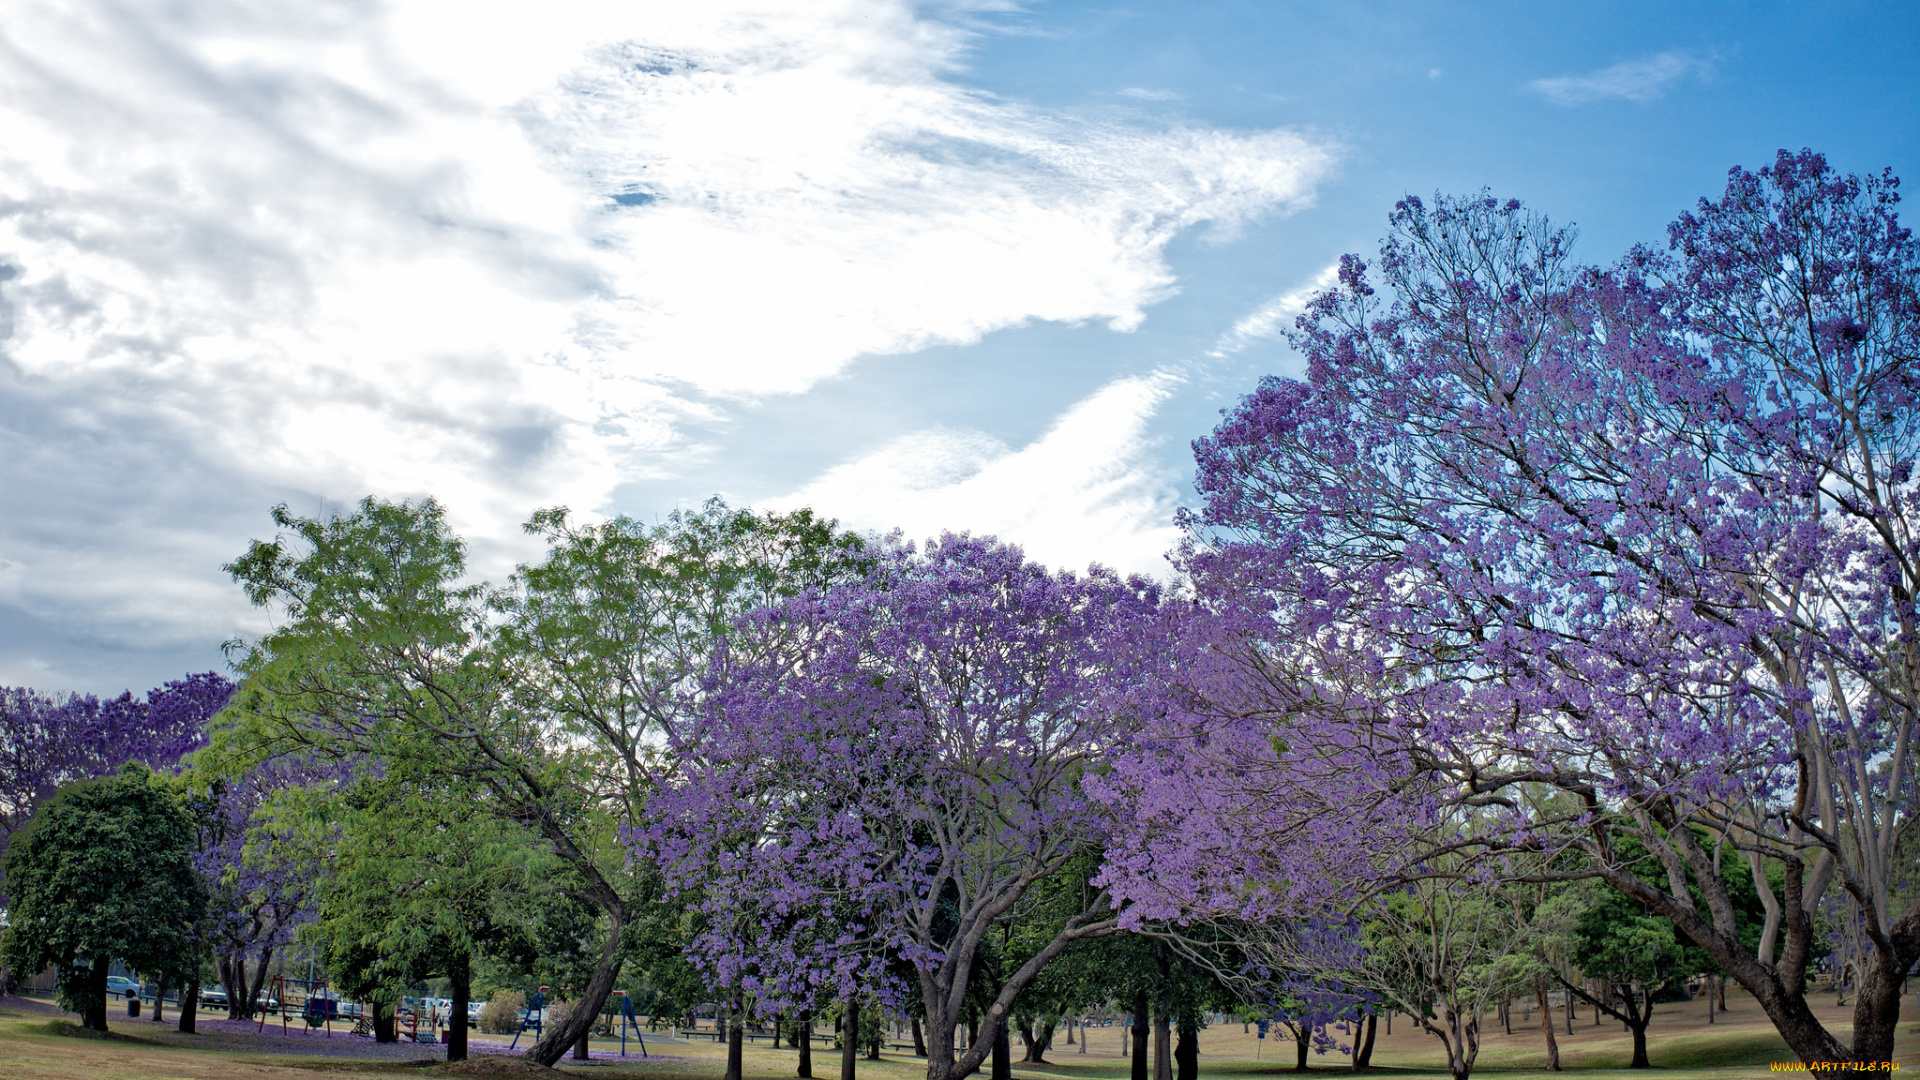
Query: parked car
[
  {"left": 105, "top": 976, "right": 139, "bottom": 1000},
  {"left": 198, "top": 985, "right": 230, "bottom": 1009}
]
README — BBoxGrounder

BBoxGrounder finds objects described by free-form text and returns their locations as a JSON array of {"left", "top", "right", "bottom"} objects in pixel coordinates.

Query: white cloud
[
  {"left": 1119, "top": 87, "right": 1178, "bottom": 101},
  {"left": 773, "top": 372, "right": 1183, "bottom": 577},
  {"left": 765, "top": 262, "right": 1358, "bottom": 581},
  {"left": 0, "top": 0, "right": 1335, "bottom": 681},
  {"left": 1528, "top": 51, "right": 1712, "bottom": 106},
  {"left": 1207, "top": 262, "right": 1339, "bottom": 359}
]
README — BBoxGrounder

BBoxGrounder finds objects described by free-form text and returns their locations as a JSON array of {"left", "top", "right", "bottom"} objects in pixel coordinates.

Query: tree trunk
[
  {"left": 179, "top": 980, "right": 200, "bottom": 1033},
  {"left": 1564, "top": 987, "right": 1573, "bottom": 1035},
  {"left": 374, "top": 1001, "right": 397, "bottom": 1043},
  {"left": 577, "top": 1023, "right": 594, "bottom": 1062},
  {"left": 447, "top": 956, "right": 471, "bottom": 1063},
  {"left": 798, "top": 1010, "right": 813, "bottom": 1078},
  {"left": 1175, "top": 1012, "right": 1198, "bottom": 1080},
  {"left": 1131, "top": 994, "right": 1150, "bottom": 1080},
  {"left": 525, "top": 911, "right": 627, "bottom": 1068},
  {"left": 83, "top": 956, "right": 110, "bottom": 1031},
  {"left": 1154, "top": 1005, "right": 1173, "bottom": 1080},
  {"left": 1626, "top": 988, "right": 1652, "bottom": 1070},
  {"left": 1355, "top": 1012, "right": 1377, "bottom": 1070},
  {"left": 1534, "top": 983, "right": 1559, "bottom": 1071},
  {"left": 230, "top": 954, "right": 248, "bottom": 1021},
  {"left": 245, "top": 947, "right": 273, "bottom": 1020},
  {"left": 725, "top": 990, "right": 744, "bottom": 1080},
  {"left": 150, "top": 976, "right": 169, "bottom": 1024},
  {"left": 217, "top": 955, "right": 237, "bottom": 1020},
  {"left": 841, "top": 995, "right": 859, "bottom": 1080},
  {"left": 1294, "top": 1025, "right": 1309, "bottom": 1071},
  {"left": 912, "top": 1014, "right": 927, "bottom": 1057},
  {"left": 1851, "top": 940, "right": 1912, "bottom": 1064},
  {"left": 992, "top": 1019, "right": 1011, "bottom": 1080},
  {"left": 1065, "top": 1017, "right": 1075, "bottom": 1046}
]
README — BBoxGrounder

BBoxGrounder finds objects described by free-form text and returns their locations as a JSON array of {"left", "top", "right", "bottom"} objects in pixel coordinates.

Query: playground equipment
[
  {"left": 508, "top": 986, "right": 549, "bottom": 1050},
  {"left": 402, "top": 998, "right": 436, "bottom": 1044},
  {"left": 258, "top": 976, "right": 335, "bottom": 1037},
  {"left": 609, "top": 990, "right": 648, "bottom": 1058}
]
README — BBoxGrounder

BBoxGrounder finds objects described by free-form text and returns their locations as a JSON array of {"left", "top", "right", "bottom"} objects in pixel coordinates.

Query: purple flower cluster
[
  {"left": 0, "top": 672, "right": 230, "bottom": 858},
  {"left": 638, "top": 534, "right": 1160, "bottom": 1080},
  {"left": 1096, "top": 151, "right": 1920, "bottom": 1066}
]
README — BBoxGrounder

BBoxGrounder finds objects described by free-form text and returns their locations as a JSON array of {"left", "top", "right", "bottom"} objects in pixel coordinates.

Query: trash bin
[{"left": 129, "top": 997, "right": 142, "bottom": 1018}]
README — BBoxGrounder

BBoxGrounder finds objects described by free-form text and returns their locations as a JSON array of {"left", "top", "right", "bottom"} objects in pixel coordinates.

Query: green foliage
[
  {"left": 1573, "top": 882, "right": 1703, "bottom": 990},
  {"left": 278, "top": 771, "right": 541, "bottom": 1007},
  {"left": 214, "top": 495, "right": 869, "bottom": 1063},
  {"left": 0, "top": 764, "right": 205, "bottom": 1016},
  {"left": 496, "top": 499, "right": 874, "bottom": 817}
]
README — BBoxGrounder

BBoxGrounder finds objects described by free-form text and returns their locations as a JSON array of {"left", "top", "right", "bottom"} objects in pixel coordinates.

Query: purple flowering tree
[
  {"left": 645, "top": 535, "right": 1160, "bottom": 1080},
  {"left": 1104, "top": 150, "right": 1920, "bottom": 1065},
  {"left": 0, "top": 673, "right": 232, "bottom": 1000},
  {"left": 189, "top": 755, "right": 327, "bottom": 1021},
  {"left": 0, "top": 672, "right": 226, "bottom": 855}
]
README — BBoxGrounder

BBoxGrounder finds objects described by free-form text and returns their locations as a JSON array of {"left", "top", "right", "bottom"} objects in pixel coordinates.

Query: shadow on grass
[{"left": 36, "top": 1018, "right": 153, "bottom": 1043}]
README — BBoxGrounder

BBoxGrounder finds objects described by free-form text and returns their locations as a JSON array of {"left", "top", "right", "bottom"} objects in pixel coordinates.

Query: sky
[{"left": 0, "top": 0, "right": 1914, "bottom": 694}]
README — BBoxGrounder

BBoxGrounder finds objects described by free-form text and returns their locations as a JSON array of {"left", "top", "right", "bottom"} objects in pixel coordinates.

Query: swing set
[
  {"left": 505, "top": 985, "right": 649, "bottom": 1058},
  {"left": 508, "top": 986, "right": 549, "bottom": 1050},
  {"left": 256, "top": 975, "right": 336, "bottom": 1037}
]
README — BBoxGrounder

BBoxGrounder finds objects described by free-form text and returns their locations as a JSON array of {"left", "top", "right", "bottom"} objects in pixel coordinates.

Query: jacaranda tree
[
  {"left": 645, "top": 534, "right": 1160, "bottom": 1080},
  {"left": 0, "top": 672, "right": 228, "bottom": 863},
  {"left": 1101, "top": 150, "right": 1920, "bottom": 1066}
]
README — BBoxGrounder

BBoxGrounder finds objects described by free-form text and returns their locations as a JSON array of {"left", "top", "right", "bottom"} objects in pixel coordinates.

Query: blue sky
[{"left": 0, "top": 0, "right": 1914, "bottom": 693}]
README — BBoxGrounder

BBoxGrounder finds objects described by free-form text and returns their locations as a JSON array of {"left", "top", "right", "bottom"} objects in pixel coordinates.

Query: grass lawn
[{"left": 2, "top": 988, "right": 1917, "bottom": 1080}]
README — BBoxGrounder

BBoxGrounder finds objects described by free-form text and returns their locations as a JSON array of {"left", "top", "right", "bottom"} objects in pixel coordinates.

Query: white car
[{"left": 105, "top": 976, "right": 139, "bottom": 1000}]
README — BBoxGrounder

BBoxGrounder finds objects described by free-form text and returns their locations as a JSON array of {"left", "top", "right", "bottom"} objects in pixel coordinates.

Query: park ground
[{"left": 2, "top": 989, "right": 1919, "bottom": 1080}]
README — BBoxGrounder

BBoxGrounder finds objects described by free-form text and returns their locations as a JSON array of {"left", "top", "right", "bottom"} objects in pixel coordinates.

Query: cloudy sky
[{"left": 1, "top": 0, "right": 1914, "bottom": 693}]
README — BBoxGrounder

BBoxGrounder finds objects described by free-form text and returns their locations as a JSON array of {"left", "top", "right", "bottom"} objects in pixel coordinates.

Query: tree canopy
[{"left": 0, "top": 763, "right": 205, "bottom": 1030}]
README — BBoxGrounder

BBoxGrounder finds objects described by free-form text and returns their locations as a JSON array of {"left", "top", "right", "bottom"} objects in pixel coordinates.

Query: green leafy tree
[
  {"left": 1492, "top": 877, "right": 1588, "bottom": 1071},
  {"left": 1565, "top": 883, "right": 1708, "bottom": 1069},
  {"left": 215, "top": 496, "right": 867, "bottom": 1067},
  {"left": 0, "top": 764, "right": 205, "bottom": 1030},
  {"left": 280, "top": 773, "right": 533, "bottom": 1057}
]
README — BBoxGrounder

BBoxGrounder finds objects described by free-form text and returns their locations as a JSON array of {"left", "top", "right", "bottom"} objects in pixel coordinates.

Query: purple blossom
[
  {"left": 638, "top": 534, "right": 1160, "bottom": 1080},
  {"left": 1109, "top": 152, "right": 1920, "bottom": 1067},
  {"left": 0, "top": 672, "right": 231, "bottom": 860}
]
